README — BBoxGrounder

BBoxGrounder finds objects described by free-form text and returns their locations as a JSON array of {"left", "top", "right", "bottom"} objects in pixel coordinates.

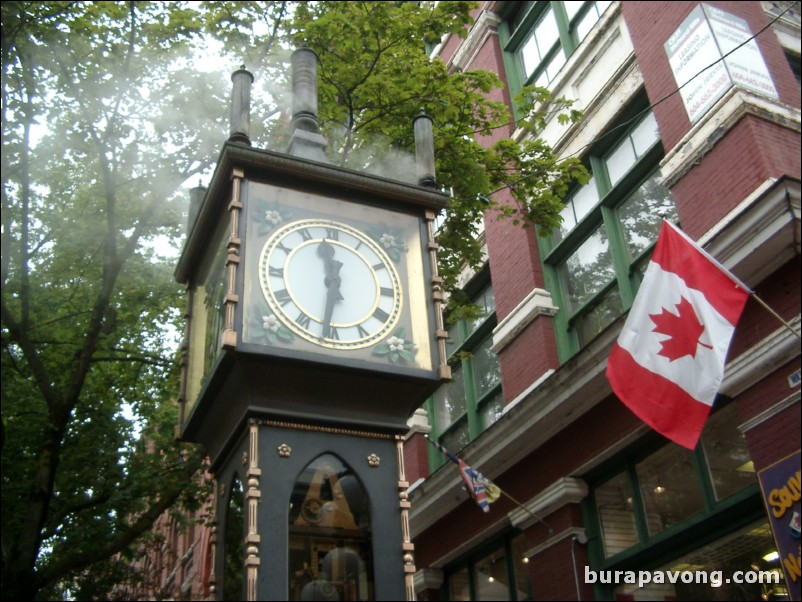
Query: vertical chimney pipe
[
  {"left": 291, "top": 45, "right": 321, "bottom": 134},
  {"left": 229, "top": 66, "right": 254, "bottom": 144},
  {"left": 414, "top": 110, "right": 437, "bottom": 188}
]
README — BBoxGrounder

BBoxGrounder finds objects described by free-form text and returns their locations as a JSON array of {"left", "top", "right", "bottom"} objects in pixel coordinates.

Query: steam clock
[{"left": 175, "top": 48, "right": 449, "bottom": 600}]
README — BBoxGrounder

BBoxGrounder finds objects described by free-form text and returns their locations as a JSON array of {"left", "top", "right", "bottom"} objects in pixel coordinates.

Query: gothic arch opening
[{"left": 288, "top": 453, "right": 374, "bottom": 601}]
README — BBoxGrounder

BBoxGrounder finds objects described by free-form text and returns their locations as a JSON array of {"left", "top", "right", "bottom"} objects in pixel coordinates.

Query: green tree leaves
[{"left": 2, "top": 2, "right": 215, "bottom": 598}]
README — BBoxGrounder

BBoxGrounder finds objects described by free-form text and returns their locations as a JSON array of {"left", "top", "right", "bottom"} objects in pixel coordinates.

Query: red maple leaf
[{"left": 649, "top": 297, "right": 713, "bottom": 361}]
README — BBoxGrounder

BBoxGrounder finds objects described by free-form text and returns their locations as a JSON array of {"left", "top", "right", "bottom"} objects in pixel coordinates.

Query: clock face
[
  {"left": 241, "top": 182, "right": 436, "bottom": 373},
  {"left": 258, "top": 218, "right": 403, "bottom": 349}
]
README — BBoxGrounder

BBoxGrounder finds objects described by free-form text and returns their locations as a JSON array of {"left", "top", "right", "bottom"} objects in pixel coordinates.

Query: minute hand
[{"left": 317, "top": 240, "right": 344, "bottom": 338}]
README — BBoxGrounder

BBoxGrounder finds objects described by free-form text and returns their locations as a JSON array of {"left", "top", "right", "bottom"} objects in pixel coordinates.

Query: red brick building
[{"left": 404, "top": 2, "right": 800, "bottom": 601}]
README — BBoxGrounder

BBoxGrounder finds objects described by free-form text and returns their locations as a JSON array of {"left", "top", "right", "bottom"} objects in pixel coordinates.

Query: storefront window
[
  {"left": 596, "top": 472, "right": 639, "bottom": 558},
  {"left": 449, "top": 566, "right": 471, "bottom": 601},
  {"left": 474, "top": 548, "right": 510, "bottom": 601},
  {"left": 591, "top": 403, "right": 760, "bottom": 561},
  {"left": 444, "top": 533, "right": 532, "bottom": 601},
  {"left": 701, "top": 402, "right": 757, "bottom": 501},
  {"left": 636, "top": 443, "right": 706, "bottom": 536},
  {"left": 612, "top": 521, "right": 788, "bottom": 601},
  {"left": 288, "top": 455, "right": 373, "bottom": 601}
]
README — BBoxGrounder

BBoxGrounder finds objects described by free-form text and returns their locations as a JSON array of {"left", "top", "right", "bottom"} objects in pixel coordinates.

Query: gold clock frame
[{"left": 258, "top": 217, "right": 404, "bottom": 350}]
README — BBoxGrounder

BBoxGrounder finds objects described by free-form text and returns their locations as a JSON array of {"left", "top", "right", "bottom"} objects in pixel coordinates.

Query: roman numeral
[
  {"left": 269, "top": 266, "right": 284, "bottom": 277},
  {"left": 295, "top": 311, "right": 311, "bottom": 329},
  {"left": 276, "top": 241, "right": 291, "bottom": 255},
  {"left": 373, "top": 307, "right": 390, "bottom": 323},
  {"left": 357, "top": 324, "right": 369, "bottom": 338},
  {"left": 373, "top": 262, "right": 386, "bottom": 271},
  {"left": 299, "top": 228, "right": 313, "bottom": 241},
  {"left": 275, "top": 289, "right": 291, "bottom": 306},
  {"left": 380, "top": 287, "right": 394, "bottom": 297},
  {"left": 325, "top": 228, "right": 339, "bottom": 240}
]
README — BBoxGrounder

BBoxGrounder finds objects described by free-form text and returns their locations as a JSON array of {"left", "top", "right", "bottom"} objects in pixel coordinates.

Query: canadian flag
[{"left": 606, "top": 220, "right": 750, "bottom": 449}]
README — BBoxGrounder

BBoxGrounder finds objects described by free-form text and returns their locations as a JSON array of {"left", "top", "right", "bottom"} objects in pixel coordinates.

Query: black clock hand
[{"left": 317, "top": 240, "right": 344, "bottom": 338}]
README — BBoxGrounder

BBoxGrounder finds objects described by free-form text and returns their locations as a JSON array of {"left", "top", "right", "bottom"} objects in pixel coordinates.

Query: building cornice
[
  {"left": 450, "top": 10, "right": 502, "bottom": 71},
  {"left": 508, "top": 477, "right": 588, "bottom": 530},
  {"left": 660, "top": 88, "right": 802, "bottom": 190},
  {"left": 491, "top": 288, "right": 558, "bottom": 354},
  {"left": 739, "top": 391, "right": 801, "bottom": 434}
]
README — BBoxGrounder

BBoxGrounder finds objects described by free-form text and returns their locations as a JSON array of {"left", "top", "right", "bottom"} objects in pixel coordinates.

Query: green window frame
[
  {"left": 426, "top": 278, "right": 503, "bottom": 467},
  {"left": 582, "top": 401, "right": 762, "bottom": 597},
  {"left": 443, "top": 532, "right": 532, "bottom": 601},
  {"left": 539, "top": 100, "right": 679, "bottom": 361},
  {"left": 499, "top": 1, "right": 613, "bottom": 104}
]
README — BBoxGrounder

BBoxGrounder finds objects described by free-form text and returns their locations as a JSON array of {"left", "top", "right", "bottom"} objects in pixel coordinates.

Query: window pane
[
  {"left": 475, "top": 546, "right": 509, "bottom": 601},
  {"left": 575, "top": 5, "right": 600, "bottom": 41},
  {"left": 564, "top": 1, "right": 585, "bottom": 21},
  {"left": 557, "top": 176, "right": 598, "bottom": 240},
  {"left": 467, "top": 285, "right": 495, "bottom": 335},
  {"left": 617, "top": 173, "right": 676, "bottom": 259},
  {"left": 535, "top": 8, "right": 559, "bottom": 57},
  {"left": 545, "top": 49, "right": 567, "bottom": 82},
  {"left": 636, "top": 444, "right": 705, "bottom": 536},
  {"left": 613, "top": 521, "right": 787, "bottom": 601},
  {"left": 596, "top": 472, "right": 639, "bottom": 558},
  {"left": 445, "top": 321, "right": 462, "bottom": 356},
  {"left": 631, "top": 111, "right": 660, "bottom": 157},
  {"left": 558, "top": 202, "right": 577, "bottom": 238},
  {"left": 521, "top": 34, "right": 540, "bottom": 76},
  {"left": 571, "top": 175, "right": 599, "bottom": 224},
  {"left": 560, "top": 225, "right": 616, "bottom": 311},
  {"left": 573, "top": 285, "right": 622, "bottom": 345},
  {"left": 606, "top": 137, "right": 636, "bottom": 186},
  {"left": 472, "top": 336, "right": 501, "bottom": 399},
  {"left": 434, "top": 366, "right": 466, "bottom": 430},
  {"left": 449, "top": 567, "right": 471, "bottom": 601},
  {"left": 510, "top": 534, "right": 533, "bottom": 600},
  {"left": 701, "top": 403, "right": 757, "bottom": 501},
  {"left": 441, "top": 418, "right": 470, "bottom": 454},
  {"left": 224, "top": 478, "right": 245, "bottom": 601},
  {"left": 478, "top": 390, "right": 504, "bottom": 431}
]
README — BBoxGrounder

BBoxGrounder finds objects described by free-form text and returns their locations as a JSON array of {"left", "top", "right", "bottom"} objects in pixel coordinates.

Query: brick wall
[
  {"left": 622, "top": 1, "right": 800, "bottom": 152},
  {"left": 671, "top": 117, "right": 802, "bottom": 238},
  {"left": 497, "top": 315, "right": 560, "bottom": 402}
]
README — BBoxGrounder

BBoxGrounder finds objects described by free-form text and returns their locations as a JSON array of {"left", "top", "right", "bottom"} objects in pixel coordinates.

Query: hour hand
[{"left": 318, "top": 240, "right": 344, "bottom": 338}]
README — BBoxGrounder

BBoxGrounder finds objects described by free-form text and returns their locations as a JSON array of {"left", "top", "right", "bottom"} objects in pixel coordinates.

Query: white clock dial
[{"left": 258, "top": 218, "right": 403, "bottom": 349}]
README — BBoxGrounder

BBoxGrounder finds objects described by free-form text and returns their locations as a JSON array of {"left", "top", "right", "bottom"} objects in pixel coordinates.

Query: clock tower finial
[
  {"left": 414, "top": 110, "right": 437, "bottom": 188},
  {"left": 287, "top": 45, "right": 329, "bottom": 163},
  {"left": 229, "top": 65, "right": 254, "bottom": 145}
]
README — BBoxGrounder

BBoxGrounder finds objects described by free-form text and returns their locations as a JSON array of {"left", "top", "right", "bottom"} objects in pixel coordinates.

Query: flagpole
[
  {"left": 496, "top": 489, "right": 554, "bottom": 534},
  {"left": 424, "top": 435, "right": 553, "bottom": 533},
  {"left": 666, "top": 219, "right": 800, "bottom": 341},
  {"left": 749, "top": 292, "right": 802, "bottom": 340}
]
